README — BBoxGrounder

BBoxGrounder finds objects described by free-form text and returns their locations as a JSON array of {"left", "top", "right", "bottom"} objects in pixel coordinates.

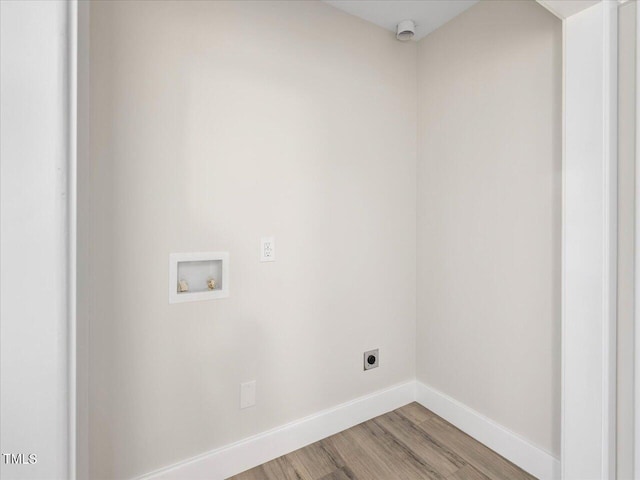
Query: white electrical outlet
[
  {"left": 240, "top": 381, "right": 256, "bottom": 409},
  {"left": 260, "top": 237, "right": 275, "bottom": 262}
]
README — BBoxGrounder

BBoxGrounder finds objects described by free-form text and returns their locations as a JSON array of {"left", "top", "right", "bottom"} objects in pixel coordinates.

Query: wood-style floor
[{"left": 228, "top": 402, "right": 536, "bottom": 480}]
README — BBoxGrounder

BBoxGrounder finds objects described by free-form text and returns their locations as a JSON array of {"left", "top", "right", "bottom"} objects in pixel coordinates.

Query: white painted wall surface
[
  {"left": 0, "top": 1, "right": 70, "bottom": 478},
  {"left": 416, "top": 0, "right": 562, "bottom": 458},
  {"left": 85, "top": 1, "right": 417, "bottom": 478}
]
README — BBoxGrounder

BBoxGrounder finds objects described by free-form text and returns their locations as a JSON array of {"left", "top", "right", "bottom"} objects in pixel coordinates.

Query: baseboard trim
[
  {"left": 415, "top": 381, "right": 560, "bottom": 480},
  {"left": 138, "top": 381, "right": 416, "bottom": 480},
  {"left": 138, "top": 380, "right": 560, "bottom": 480}
]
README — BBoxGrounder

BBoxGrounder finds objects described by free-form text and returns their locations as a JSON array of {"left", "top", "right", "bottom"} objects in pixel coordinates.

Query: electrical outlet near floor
[
  {"left": 364, "top": 349, "right": 379, "bottom": 370},
  {"left": 240, "top": 380, "right": 256, "bottom": 409}
]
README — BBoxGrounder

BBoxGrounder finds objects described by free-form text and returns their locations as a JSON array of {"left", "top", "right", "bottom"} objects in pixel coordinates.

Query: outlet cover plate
[
  {"left": 260, "top": 237, "right": 275, "bottom": 262},
  {"left": 364, "top": 349, "right": 379, "bottom": 370},
  {"left": 240, "top": 381, "right": 256, "bottom": 409}
]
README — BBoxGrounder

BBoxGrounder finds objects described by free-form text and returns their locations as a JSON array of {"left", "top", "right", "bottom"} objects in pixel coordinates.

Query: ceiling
[
  {"left": 323, "top": 0, "right": 479, "bottom": 41},
  {"left": 537, "top": 0, "right": 598, "bottom": 19}
]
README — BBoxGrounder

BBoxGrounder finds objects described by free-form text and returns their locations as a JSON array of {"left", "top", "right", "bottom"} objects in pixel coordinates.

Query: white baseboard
[
  {"left": 138, "top": 380, "right": 560, "bottom": 480},
  {"left": 415, "top": 381, "right": 561, "bottom": 480},
  {"left": 138, "top": 381, "right": 416, "bottom": 480}
]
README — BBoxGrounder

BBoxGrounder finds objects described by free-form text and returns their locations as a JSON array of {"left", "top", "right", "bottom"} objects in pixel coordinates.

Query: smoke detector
[{"left": 396, "top": 20, "right": 416, "bottom": 41}]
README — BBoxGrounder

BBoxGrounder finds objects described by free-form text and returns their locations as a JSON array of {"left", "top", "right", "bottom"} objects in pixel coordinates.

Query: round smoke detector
[{"left": 396, "top": 20, "right": 416, "bottom": 41}]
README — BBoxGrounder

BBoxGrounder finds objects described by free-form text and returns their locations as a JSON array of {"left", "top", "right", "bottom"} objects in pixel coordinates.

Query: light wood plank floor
[{"left": 228, "top": 402, "right": 537, "bottom": 480}]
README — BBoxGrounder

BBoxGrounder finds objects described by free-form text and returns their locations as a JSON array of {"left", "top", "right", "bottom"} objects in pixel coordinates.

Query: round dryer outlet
[{"left": 364, "top": 349, "right": 379, "bottom": 370}]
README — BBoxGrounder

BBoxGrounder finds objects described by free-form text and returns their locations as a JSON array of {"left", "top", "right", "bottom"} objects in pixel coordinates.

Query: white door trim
[
  {"left": 67, "top": 1, "right": 78, "bottom": 478},
  {"left": 635, "top": 0, "right": 640, "bottom": 476},
  {"left": 1, "top": 1, "right": 75, "bottom": 478},
  {"left": 537, "top": 1, "right": 619, "bottom": 478}
]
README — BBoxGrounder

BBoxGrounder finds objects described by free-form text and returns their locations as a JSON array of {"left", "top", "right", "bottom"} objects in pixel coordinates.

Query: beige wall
[
  {"left": 85, "top": 1, "right": 417, "bottom": 478},
  {"left": 617, "top": 1, "right": 637, "bottom": 478},
  {"left": 86, "top": 0, "right": 565, "bottom": 476},
  {"left": 416, "top": 0, "right": 562, "bottom": 456}
]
